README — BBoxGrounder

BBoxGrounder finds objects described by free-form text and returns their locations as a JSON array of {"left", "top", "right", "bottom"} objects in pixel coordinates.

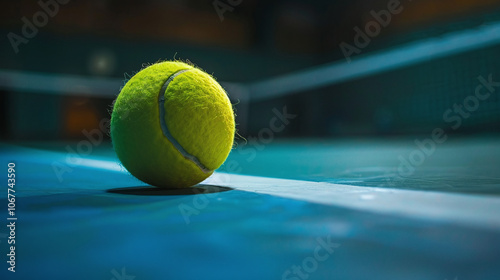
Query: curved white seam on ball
[{"left": 158, "top": 69, "right": 212, "bottom": 174}]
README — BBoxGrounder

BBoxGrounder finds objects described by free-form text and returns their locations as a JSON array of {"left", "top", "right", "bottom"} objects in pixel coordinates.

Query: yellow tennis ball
[{"left": 110, "top": 61, "right": 235, "bottom": 188}]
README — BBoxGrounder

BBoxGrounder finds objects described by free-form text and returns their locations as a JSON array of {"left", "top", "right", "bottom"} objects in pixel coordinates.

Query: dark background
[{"left": 2, "top": 0, "right": 500, "bottom": 140}]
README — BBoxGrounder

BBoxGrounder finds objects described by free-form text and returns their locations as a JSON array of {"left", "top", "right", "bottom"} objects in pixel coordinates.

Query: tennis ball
[{"left": 110, "top": 61, "right": 235, "bottom": 188}]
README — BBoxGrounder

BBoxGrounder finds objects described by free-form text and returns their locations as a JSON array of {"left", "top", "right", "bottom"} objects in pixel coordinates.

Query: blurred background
[
  {"left": 4, "top": 3, "right": 500, "bottom": 280},
  {"left": 1, "top": 0, "right": 500, "bottom": 141}
]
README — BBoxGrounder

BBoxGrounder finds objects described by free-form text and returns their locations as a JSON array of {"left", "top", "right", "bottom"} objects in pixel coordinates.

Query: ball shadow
[{"left": 106, "top": 184, "right": 233, "bottom": 196}]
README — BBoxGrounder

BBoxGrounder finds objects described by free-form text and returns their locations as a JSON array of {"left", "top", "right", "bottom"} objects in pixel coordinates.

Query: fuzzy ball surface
[{"left": 111, "top": 61, "right": 235, "bottom": 188}]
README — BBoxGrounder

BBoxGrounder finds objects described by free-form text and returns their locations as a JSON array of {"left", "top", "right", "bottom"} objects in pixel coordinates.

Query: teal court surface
[
  {"left": 1, "top": 137, "right": 500, "bottom": 280},
  {"left": 2, "top": 3, "right": 500, "bottom": 279}
]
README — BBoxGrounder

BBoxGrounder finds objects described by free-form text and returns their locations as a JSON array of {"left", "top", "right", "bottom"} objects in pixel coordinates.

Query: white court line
[
  {"left": 7, "top": 144, "right": 500, "bottom": 231},
  {"left": 206, "top": 173, "right": 500, "bottom": 230}
]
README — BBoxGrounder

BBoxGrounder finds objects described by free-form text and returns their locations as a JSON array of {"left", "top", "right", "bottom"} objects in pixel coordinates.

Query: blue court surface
[
  {"left": 3, "top": 1, "right": 500, "bottom": 279},
  {"left": 1, "top": 137, "right": 500, "bottom": 280}
]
